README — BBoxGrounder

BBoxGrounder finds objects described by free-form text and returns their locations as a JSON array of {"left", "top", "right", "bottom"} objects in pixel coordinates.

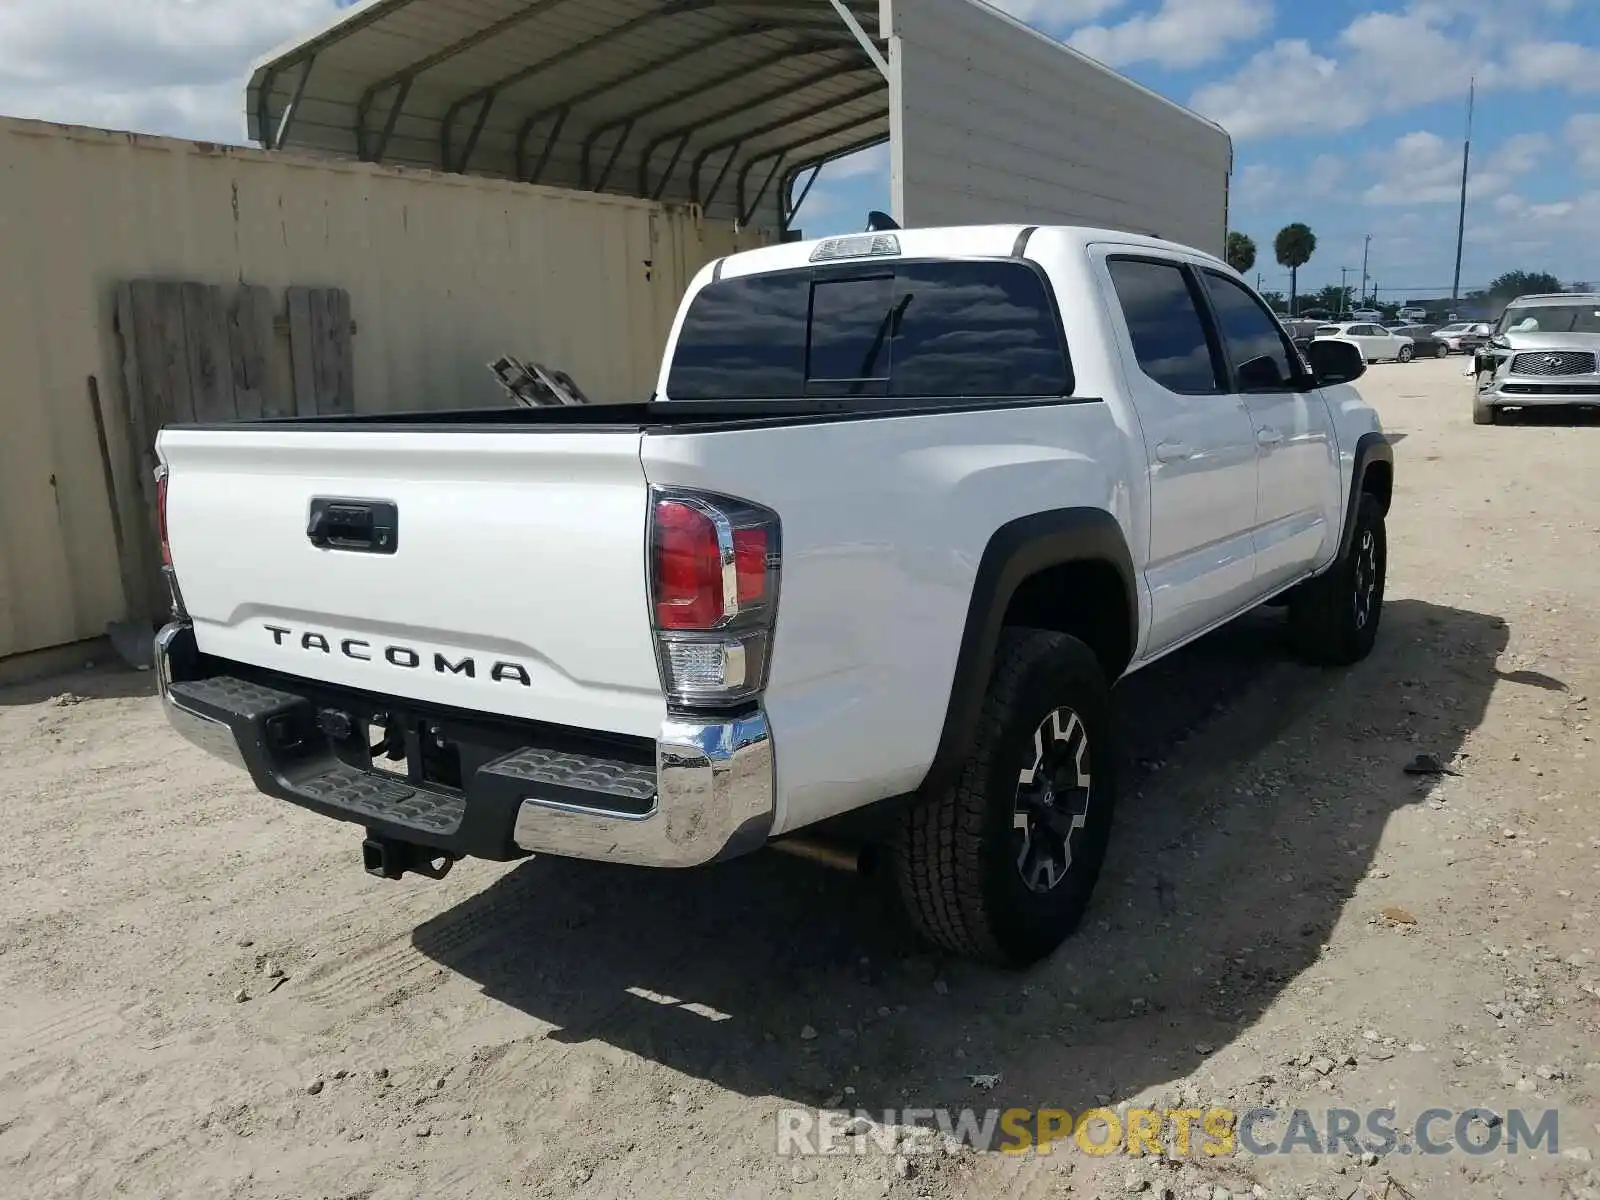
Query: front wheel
[
  {"left": 1288, "top": 493, "right": 1386, "bottom": 666},
  {"left": 1473, "top": 394, "right": 1497, "bottom": 425},
  {"left": 894, "top": 629, "right": 1117, "bottom": 966},
  {"left": 1397, "top": 345, "right": 1415, "bottom": 363},
  {"left": 1435, "top": 343, "right": 1450, "bottom": 358}
]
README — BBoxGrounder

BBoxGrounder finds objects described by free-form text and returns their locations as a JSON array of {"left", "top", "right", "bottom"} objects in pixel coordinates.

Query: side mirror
[{"left": 1306, "top": 338, "right": 1366, "bottom": 386}]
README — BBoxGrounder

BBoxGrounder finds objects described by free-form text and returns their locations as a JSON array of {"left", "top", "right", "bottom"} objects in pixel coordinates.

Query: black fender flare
[
  {"left": 1338, "top": 432, "right": 1393, "bottom": 561},
  {"left": 915, "top": 507, "right": 1137, "bottom": 798}
]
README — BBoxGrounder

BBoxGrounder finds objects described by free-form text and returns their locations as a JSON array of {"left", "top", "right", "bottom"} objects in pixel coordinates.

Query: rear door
[
  {"left": 158, "top": 425, "right": 665, "bottom": 738},
  {"left": 1100, "top": 252, "right": 1259, "bottom": 652},
  {"left": 1196, "top": 268, "right": 1339, "bottom": 590}
]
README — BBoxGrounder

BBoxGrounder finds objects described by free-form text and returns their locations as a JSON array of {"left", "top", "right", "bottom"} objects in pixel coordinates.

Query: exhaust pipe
[
  {"left": 769, "top": 834, "right": 876, "bottom": 875},
  {"left": 362, "top": 835, "right": 458, "bottom": 881}
]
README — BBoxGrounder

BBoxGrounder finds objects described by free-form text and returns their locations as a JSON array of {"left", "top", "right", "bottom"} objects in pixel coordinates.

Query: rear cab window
[{"left": 664, "top": 259, "right": 1073, "bottom": 402}]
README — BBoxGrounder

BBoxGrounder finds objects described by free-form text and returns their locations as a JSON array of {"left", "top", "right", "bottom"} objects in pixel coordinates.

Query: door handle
[
  {"left": 1154, "top": 440, "right": 1192, "bottom": 463},
  {"left": 1255, "top": 427, "right": 1284, "bottom": 448}
]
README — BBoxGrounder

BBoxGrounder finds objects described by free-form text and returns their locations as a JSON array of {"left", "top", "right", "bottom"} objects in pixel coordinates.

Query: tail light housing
[
  {"left": 155, "top": 464, "right": 187, "bottom": 619},
  {"left": 156, "top": 465, "right": 172, "bottom": 566},
  {"left": 648, "top": 488, "right": 780, "bottom": 707}
]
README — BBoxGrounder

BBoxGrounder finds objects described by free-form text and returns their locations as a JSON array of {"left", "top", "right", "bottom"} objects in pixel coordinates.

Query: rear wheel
[
  {"left": 1435, "top": 343, "right": 1450, "bottom": 359},
  {"left": 1288, "top": 493, "right": 1386, "bottom": 666},
  {"left": 895, "top": 629, "right": 1117, "bottom": 967}
]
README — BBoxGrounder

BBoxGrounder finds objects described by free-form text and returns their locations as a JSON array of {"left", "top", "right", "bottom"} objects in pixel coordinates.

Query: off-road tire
[
  {"left": 1288, "top": 492, "right": 1386, "bottom": 666},
  {"left": 894, "top": 629, "right": 1117, "bottom": 967}
]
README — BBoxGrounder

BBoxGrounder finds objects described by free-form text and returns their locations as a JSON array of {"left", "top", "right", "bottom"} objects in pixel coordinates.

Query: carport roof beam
[
  {"left": 438, "top": 0, "right": 717, "bottom": 163},
  {"left": 512, "top": 21, "right": 774, "bottom": 182},
  {"left": 690, "top": 80, "right": 887, "bottom": 204},
  {"left": 626, "top": 43, "right": 866, "bottom": 194}
]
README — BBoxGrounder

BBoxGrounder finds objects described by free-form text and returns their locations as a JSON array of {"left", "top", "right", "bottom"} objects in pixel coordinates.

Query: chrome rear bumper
[{"left": 155, "top": 621, "right": 775, "bottom": 868}]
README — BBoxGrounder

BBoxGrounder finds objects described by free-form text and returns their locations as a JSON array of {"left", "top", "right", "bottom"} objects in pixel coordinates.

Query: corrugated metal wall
[
  {"left": 0, "top": 116, "right": 763, "bottom": 661},
  {"left": 883, "top": 0, "right": 1232, "bottom": 257}
]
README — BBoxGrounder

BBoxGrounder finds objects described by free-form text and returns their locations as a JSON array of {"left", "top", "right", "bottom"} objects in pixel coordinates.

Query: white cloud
[
  {"left": 1466, "top": 189, "right": 1600, "bottom": 266},
  {"left": 1068, "top": 0, "right": 1272, "bottom": 69},
  {"left": 822, "top": 143, "right": 890, "bottom": 181},
  {"left": 1567, "top": 114, "right": 1600, "bottom": 176},
  {"left": 1361, "top": 130, "right": 1549, "bottom": 207},
  {"left": 1192, "top": 1, "right": 1598, "bottom": 140},
  {"left": 985, "top": 0, "right": 1125, "bottom": 23},
  {"left": 0, "top": 1, "right": 339, "bottom": 143},
  {"left": 1233, "top": 152, "right": 1345, "bottom": 211}
]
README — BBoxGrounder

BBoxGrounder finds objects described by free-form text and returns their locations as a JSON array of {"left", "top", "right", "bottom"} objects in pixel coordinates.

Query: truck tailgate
[{"left": 158, "top": 426, "right": 664, "bottom": 738}]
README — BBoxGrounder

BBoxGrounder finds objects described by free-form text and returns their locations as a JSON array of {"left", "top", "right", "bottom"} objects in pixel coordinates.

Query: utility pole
[
  {"left": 1361, "top": 235, "right": 1372, "bottom": 305},
  {"left": 1339, "top": 266, "right": 1351, "bottom": 316},
  {"left": 1451, "top": 77, "right": 1476, "bottom": 305}
]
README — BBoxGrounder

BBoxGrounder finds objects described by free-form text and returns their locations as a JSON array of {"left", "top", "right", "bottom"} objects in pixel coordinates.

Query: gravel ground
[{"left": 2, "top": 356, "right": 1598, "bottom": 1200}]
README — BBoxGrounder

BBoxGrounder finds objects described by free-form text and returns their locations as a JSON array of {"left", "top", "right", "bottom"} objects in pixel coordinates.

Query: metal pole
[
  {"left": 1451, "top": 77, "right": 1475, "bottom": 305},
  {"left": 1340, "top": 266, "right": 1350, "bottom": 316},
  {"left": 1360, "top": 235, "right": 1371, "bottom": 306}
]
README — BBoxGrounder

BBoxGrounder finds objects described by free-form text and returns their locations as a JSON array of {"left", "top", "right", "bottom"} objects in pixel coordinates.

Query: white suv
[{"left": 1315, "top": 321, "right": 1415, "bottom": 363}]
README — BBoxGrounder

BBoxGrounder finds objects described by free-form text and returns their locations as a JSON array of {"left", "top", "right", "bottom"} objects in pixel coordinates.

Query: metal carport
[{"left": 248, "top": 0, "right": 890, "bottom": 235}]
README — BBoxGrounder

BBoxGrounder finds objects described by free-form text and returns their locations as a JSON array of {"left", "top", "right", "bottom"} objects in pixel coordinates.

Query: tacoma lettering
[{"left": 262, "top": 625, "right": 531, "bottom": 686}]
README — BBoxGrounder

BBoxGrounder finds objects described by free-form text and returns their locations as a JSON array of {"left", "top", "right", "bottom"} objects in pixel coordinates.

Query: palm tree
[
  {"left": 1226, "top": 231, "right": 1257, "bottom": 275},
  {"left": 1274, "top": 223, "right": 1317, "bottom": 314}
]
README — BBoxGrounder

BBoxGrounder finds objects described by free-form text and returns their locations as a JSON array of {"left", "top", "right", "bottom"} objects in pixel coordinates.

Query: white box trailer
[{"left": 249, "top": 0, "right": 1231, "bottom": 255}]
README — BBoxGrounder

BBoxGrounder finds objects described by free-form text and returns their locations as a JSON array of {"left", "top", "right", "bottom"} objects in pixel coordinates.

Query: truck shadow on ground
[{"left": 413, "top": 598, "right": 1506, "bottom": 1118}]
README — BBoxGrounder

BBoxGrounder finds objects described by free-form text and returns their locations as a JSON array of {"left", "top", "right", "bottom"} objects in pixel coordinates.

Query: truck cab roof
[{"left": 713, "top": 225, "right": 1230, "bottom": 282}]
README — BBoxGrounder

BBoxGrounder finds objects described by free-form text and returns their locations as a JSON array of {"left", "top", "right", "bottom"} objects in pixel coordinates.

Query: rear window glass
[
  {"left": 664, "top": 259, "right": 1072, "bottom": 401},
  {"left": 1316, "top": 325, "right": 1342, "bottom": 336}
]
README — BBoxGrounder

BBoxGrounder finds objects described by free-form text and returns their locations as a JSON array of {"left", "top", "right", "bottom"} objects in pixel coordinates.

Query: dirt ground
[{"left": 3, "top": 356, "right": 1599, "bottom": 1200}]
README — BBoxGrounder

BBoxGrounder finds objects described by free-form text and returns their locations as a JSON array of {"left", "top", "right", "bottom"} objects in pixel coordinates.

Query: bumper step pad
[
  {"left": 295, "top": 763, "right": 465, "bottom": 834},
  {"left": 164, "top": 673, "right": 654, "bottom": 857}
]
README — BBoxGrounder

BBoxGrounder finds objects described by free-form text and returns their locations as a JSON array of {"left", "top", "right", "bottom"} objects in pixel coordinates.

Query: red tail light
[
  {"left": 648, "top": 490, "right": 780, "bottom": 706},
  {"left": 654, "top": 500, "right": 724, "bottom": 630},
  {"left": 156, "top": 470, "right": 172, "bottom": 566},
  {"left": 733, "top": 528, "right": 768, "bottom": 607}
]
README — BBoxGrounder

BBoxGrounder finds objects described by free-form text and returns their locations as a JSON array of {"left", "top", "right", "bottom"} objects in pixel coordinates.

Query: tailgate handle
[{"left": 307, "top": 498, "right": 398, "bottom": 555}]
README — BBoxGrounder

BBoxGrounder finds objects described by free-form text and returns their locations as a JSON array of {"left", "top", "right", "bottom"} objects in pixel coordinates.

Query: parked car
[
  {"left": 1397, "top": 306, "right": 1428, "bottom": 321},
  {"left": 1281, "top": 318, "right": 1324, "bottom": 352},
  {"left": 1391, "top": 324, "right": 1452, "bottom": 358},
  {"left": 1350, "top": 308, "right": 1383, "bottom": 322},
  {"left": 1315, "top": 321, "right": 1416, "bottom": 363},
  {"left": 153, "top": 224, "right": 1391, "bottom": 966},
  {"left": 1433, "top": 322, "right": 1491, "bottom": 353},
  {"left": 1471, "top": 292, "right": 1600, "bottom": 425}
]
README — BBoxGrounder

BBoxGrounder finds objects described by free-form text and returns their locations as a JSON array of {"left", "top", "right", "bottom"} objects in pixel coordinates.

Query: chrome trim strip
[
  {"left": 512, "top": 708, "right": 774, "bottom": 867},
  {"left": 155, "top": 622, "right": 246, "bottom": 769}
]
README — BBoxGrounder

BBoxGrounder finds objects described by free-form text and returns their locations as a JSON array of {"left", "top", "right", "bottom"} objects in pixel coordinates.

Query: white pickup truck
[{"left": 155, "top": 224, "right": 1392, "bottom": 966}]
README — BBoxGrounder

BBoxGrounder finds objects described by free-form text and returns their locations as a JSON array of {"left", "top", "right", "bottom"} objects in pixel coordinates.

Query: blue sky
[
  {"left": 800, "top": 0, "right": 1600, "bottom": 298},
  {"left": 1, "top": 0, "right": 1595, "bottom": 299}
]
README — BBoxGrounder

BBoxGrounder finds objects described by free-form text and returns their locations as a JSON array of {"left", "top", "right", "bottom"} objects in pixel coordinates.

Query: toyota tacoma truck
[{"left": 155, "top": 224, "right": 1391, "bottom": 966}]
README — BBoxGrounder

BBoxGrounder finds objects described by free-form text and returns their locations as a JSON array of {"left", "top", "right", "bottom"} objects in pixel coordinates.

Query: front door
[
  {"left": 1198, "top": 269, "right": 1340, "bottom": 591},
  {"left": 1100, "top": 252, "right": 1260, "bottom": 654}
]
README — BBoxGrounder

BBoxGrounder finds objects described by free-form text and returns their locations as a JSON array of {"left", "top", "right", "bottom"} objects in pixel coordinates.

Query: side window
[
  {"left": 1201, "top": 270, "right": 1299, "bottom": 393},
  {"left": 889, "top": 261, "right": 1072, "bottom": 397},
  {"left": 1106, "top": 257, "right": 1222, "bottom": 395}
]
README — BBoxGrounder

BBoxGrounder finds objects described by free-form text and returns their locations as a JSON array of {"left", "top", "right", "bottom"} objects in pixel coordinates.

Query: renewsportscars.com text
[{"left": 777, "top": 1106, "right": 1561, "bottom": 1158}]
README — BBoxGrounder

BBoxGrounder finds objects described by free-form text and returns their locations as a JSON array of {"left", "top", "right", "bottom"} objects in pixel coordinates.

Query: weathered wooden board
[
  {"left": 228, "top": 285, "right": 276, "bottom": 420},
  {"left": 286, "top": 286, "right": 319, "bottom": 417},
  {"left": 181, "top": 282, "right": 235, "bottom": 424},
  {"left": 288, "top": 285, "right": 355, "bottom": 416}
]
